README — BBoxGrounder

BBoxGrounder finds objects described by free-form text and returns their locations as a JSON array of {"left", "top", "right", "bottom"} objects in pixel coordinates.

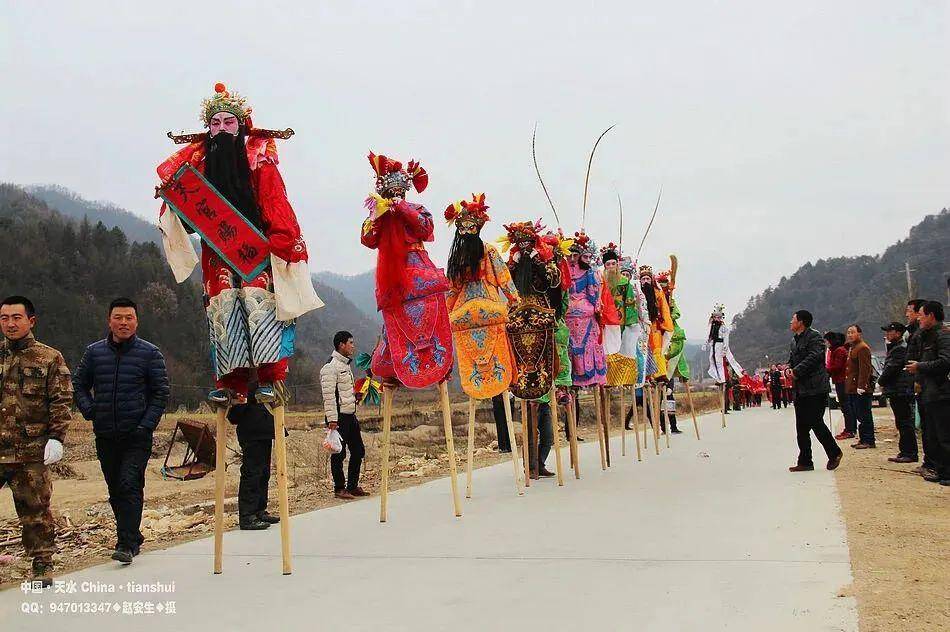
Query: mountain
[
  {"left": 730, "top": 207, "right": 950, "bottom": 368},
  {"left": 314, "top": 269, "right": 380, "bottom": 321},
  {"left": 26, "top": 184, "right": 161, "bottom": 246},
  {"left": 0, "top": 183, "right": 379, "bottom": 407}
]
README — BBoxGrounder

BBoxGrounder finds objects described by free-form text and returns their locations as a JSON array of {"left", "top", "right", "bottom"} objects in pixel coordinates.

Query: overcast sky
[{"left": 2, "top": 1, "right": 948, "bottom": 336}]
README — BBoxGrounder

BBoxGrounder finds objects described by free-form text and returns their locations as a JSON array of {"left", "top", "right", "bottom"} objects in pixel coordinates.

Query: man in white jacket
[{"left": 320, "top": 331, "right": 366, "bottom": 499}]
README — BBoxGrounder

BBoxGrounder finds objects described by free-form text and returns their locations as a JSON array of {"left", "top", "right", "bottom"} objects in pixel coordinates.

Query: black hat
[{"left": 881, "top": 321, "right": 906, "bottom": 334}]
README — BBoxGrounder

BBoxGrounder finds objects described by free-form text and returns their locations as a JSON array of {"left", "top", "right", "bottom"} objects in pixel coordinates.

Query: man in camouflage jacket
[{"left": 0, "top": 296, "right": 72, "bottom": 583}]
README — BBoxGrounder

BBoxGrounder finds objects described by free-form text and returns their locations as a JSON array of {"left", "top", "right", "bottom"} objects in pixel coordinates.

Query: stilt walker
[
  {"left": 361, "top": 152, "right": 459, "bottom": 520},
  {"left": 500, "top": 220, "right": 564, "bottom": 481},
  {"left": 704, "top": 303, "right": 743, "bottom": 430},
  {"left": 444, "top": 194, "right": 523, "bottom": 497},
  {"left": 658, "top": 255, "right": 699, "bottom": 439},
  {"left": 156, "top": 83, "right": 323, "bottom": 574}
]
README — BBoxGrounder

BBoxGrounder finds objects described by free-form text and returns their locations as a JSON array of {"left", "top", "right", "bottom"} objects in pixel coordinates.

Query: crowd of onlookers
[{"left": 783, "top": 299, "right": 949, "bottom": 485}]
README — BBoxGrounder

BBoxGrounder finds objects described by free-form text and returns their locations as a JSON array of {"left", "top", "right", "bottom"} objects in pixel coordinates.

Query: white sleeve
[{"left": 271, "top": 254, "right": 325, "bottom": 321}]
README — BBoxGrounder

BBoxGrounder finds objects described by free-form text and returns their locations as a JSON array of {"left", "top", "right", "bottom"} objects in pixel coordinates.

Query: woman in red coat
[{"left": 824, "top": 331, "right": 855, "bottom": 439}]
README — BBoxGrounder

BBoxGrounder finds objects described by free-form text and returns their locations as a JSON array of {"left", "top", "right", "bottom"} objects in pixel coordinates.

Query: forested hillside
[
  {"left": 0, "top": 184, "right": 379, "bottom": 407},
  {"left": 731, "top": 208, "right": 949, "bottom": 368}
]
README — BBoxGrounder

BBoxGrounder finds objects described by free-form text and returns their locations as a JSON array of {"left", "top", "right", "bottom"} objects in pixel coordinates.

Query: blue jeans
[{"left": 849, "top": 392, "right": 874, "bottom": 445}]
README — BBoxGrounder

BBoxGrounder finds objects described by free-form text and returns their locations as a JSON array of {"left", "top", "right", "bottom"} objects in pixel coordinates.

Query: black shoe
[
  {"left": 31, "top": 559, "right": 53, "bottom": 587},
  {"left": 257, "top": 511, "right": 280, "bottom": 524},
  {"left": 827, "top": 452, "right": 843, "bottom": 471},
  {"left": 576, "top": 436, "right": 585, "bottom": 442},
  {"left": 789, "top": 464, "right": 814, "bottom": 472},
  {"left": 671, "top": 428, "right": 683, "bottom": 434},
  {"left": 111, "top": 547, "right": 134, "bottom": 565},
  {"left": 239, "top": 517, "right": 271, "bottom": 530},
  {"left": 940, "top": 480, "right": 950, "bottom": 487},
  {"left": 131, "top": 546, "right": 141, "bottom": 557}
]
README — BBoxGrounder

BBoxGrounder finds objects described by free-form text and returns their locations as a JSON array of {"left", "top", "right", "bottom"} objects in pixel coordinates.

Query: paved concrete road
[{"left": 1, "top": 406, "right": 857, "bottom": 631}]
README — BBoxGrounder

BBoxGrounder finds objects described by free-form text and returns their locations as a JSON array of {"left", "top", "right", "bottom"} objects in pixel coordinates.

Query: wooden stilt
[
  {"left": 567, "top": 394, "right": 580, "bottom": 479},
  {"left": 379, "top": 385, "right": 394, "bottom": 523},
  {"left": 594, "top": 387, "right": 607, "bottom": 471},
  {"left": 649, "top": 385, "right": 660, "bottom": 455},
  {"left": 520, "top": 399, "right": 530, "bottom": 487},
  {"left": 685, "top": 381, "right": 701, "bottom": 440},
  {"left": 632, "top": 386, "right": 642, "bottom": 461},
  {"left": 642, "top": 386, "right": 650, "bottom": 447},
  {"left": 502, "top": 391, "right": 525, "bottom": 495},
  {"left": 603, "top": 387, "right": 612, "bottom": 467},
  {"left": 466, "top": 397, "right": 476, "bottom": 499},
  {"left": 719, "top": 384, "right": 727, "bottom": 428},
  {"left": 438, "top": 382, "right": 462, "bottom": 518},
  {"left": 620, "top": 387, "right": 626, "bottom": 457},
  {"left": 213, "top": 405, "right": 228, "bottom": 574},
  {"left": 270, "top": 403, "right": 292, "bottom": 575},
  {"left": 661, "top": 387, "right": 672, "bottom": 448},
  {"left": 528, "top": 403, "right": 538, "bottom": 479},
  {"left": 550, "top": 387, "right": 564, "bottom": 486}
]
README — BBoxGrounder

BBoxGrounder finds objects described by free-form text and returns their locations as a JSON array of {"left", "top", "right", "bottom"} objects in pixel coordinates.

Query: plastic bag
[{"left": 322, "top": 428, "right": 343, "bottom": 454}]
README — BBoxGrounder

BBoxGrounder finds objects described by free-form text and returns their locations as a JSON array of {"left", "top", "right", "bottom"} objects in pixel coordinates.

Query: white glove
[
  {"left": 856, "top": 388, "right": 866, "bottom": 395},
  {"left": 43, "top": 439, "right": 64, "bottom": 465}
]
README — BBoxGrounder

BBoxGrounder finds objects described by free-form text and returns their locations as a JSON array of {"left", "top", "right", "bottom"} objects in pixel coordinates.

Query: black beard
[
  {"left": 578, "top": 259, "right": 591, "bottom": 271},
  {"left": 511, "top": 256, "right": 538, "bottom": 296},
  {"left": 204, "top": 131, "right": 262, "bottom": 229},
  {"left": 641, "top": 280, "right": 658, "bottom": 321},
  {"left": 446, "top": 232, "right": 484, "bottom": 284}
]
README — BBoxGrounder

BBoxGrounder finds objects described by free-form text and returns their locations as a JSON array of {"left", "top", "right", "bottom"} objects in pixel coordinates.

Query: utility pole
[{"left": 903, "top": 261, "right": 916, "bottom": 300}]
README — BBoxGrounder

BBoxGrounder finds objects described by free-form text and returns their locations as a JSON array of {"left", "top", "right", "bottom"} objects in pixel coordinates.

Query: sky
[{"left": 2, "top": 1, "right": 948, "bottom": 336}]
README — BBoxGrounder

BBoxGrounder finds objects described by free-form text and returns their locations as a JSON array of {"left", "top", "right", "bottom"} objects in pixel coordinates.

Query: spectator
[
  {"left": 527, "top": 402, "right": 555, "bottom": 479},
  {"left": 905, "top": 301, "right": 950, "bottom": 485},
  {"left": 490, "top": 394, "right": 512, "bottom": 453},
  {"left": 904, "top": 299, "right": 934, "bottom": 477},
  {"left": 227, "top": 385, "right": 279, "bottom": 530},
  {"left": 73, "top": 298, "right": 169, "bottom": 565},
  {"left": 787, "top": 310, "right": 842, "bottom": 472},
  {"left": 782, "top": 366, "right": 794, "bottom": 408},
  {"left": 0, "top": 296, "right": 72, "bottom": 586},
  {"left": 878, "top": 322, "right": 916, "bottom": 463},
  {"left": 845, "top": 324, "right": 875, "bottom": 449},
  {"left": 825, "top": 331, "right": 855, "bottom": 439},
  {"left": 319, "top": 331, "right": 367, "bottom": 500},
  {"left": 769, "top": 364, "right": 783, "bottom": 409}
]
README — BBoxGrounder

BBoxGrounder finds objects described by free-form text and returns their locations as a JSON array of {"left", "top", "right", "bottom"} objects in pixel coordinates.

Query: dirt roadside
[{"left": 830, "top": 405, "right": 949, "bottom": 632}]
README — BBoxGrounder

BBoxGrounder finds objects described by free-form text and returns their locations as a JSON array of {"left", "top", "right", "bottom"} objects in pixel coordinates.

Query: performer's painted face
[
  {"left": 209, "top": 112, "right": 240, "bottom": 137},
  {"left": 640, "top": 274, "right": 653, "bottom": 286},
  {"left": 621, "top": 270, "right": 632, "bottom": 280},
  {"left": 604, "top": 259, "right": 618, "bottom": 273}
]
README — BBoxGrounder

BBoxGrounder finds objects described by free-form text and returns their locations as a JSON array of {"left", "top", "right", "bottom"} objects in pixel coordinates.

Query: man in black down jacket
[
  {"left": 787, "top": 310, "right": 843, "bottom": 472},
  {"left": 227, "top": 385, "right": 277, "bottom": 530},
  {"left": 73, "top": 298, "right": 169, "bottom": 564},
  {"left": 879, "top": 322, "right": 917, "bottom": 463},
  {"left": 906, "top": 301, "right": 950, "bottom": 485}
]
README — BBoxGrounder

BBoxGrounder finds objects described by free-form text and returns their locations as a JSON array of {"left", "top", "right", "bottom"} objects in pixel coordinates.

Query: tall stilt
[
  {"left": 466, "top": 397, "right": 476, "bottom": 499},
  {"left": 632, "top": 386, "right": 642, "bottom": 461},
  {"left": 719, "top": 384, "right": 727, "bottom": 429},
  {"left": 520, "top": 399, "right": 530, "bottom": 487},
  {"left": 620, "top": 387, "right": 626, "bottom": 457},
  {"left": 567, "top": 394, "right": 580, "bottom": 479},
  {"left": 550, "top": 387, "right": 564, "bottom": 486},
  {"left": 270, "top": 402, "right": 292, "bottom": 575},
  {"left": 528, "top": 402, "right": 538, "bottom": 479},
  {"left": 649, "top": 384, "right": 660, "bottom": 455},
  {"left": 593, "top": 387, "right": 607, "bottom": 471},
  {"left": 642, "top": 386, "right": 650, "bottom": 447},
  {"left": 602, "top": 387, "right": 612, "bottom": 467},
  {"left": 379, "top": 385, "right": 394, "bottom": 523},
  {"left": 213, "top": 405, "right": 228, "bottom": 574},
  {"left": 502, "top": 391, "right": 525, "bottom": 495},
  {"left": 438, "top": 382, "right": 462, "bottom": 518},
  {"left": 661, "top": 388, "right": 672, "bottom": 448},
  {"left": 685, "top": 381, "right": 701, "bottom": 440}
]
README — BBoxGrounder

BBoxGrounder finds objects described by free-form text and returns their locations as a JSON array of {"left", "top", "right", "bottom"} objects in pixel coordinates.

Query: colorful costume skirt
[
  {"left": 372, "top": 293, "right": 453, "bottom": 389},
  {"left": 506, "top": 300, "right": 556, "bottom": 400},
  {"left": 450, "top": 298, "right": 514, "bottom": 399},
  {"left": 566, "top": 313, "right": 607, "bottom": 387}
]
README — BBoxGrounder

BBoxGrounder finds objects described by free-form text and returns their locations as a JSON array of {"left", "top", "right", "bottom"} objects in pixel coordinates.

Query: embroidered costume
[
  {"left": 705, "top": 304, "right": 743, "bottom": 384},
  {"left": 566, "top": 231, "right": 607, "bottom": 387},
  {"left": 155, "top": 83, "right": 322, "bottom": 402},
  {"left": 361, "top": 153, "right": 453, "bottom": 388},
  {"left": 445, "top": 194, "right": 519, "bottom": 399}
]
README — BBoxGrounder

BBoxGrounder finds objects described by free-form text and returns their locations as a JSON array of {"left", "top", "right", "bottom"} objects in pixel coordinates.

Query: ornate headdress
[
  {"left": 200, "top": 82, "right": 250, "bottom": 125},
  {"left": 166, "top": 82, "right": 294, "bottom": 144},
  {"left": 638, "top": 264, "right": 654, "bottom": 279},
  {"left": 445, "top": 193, "right": 490, "bottom": 234},
  {"left": 600, "top": 242, "right": 620, "bottom": 263},
  {"left": 499, "top": 219, "right": 553, "bottom": 261},
  {"left": 711, "top": 303, "right": 726, "bottom": 320},
  {"left": 569, "top": 230, "right": 598, "bottom": 257},
  {"left": 619, "top": 256, "right": 635, "bottom": 275},
  {"left": 368, "top": 152, "right": 428, "bottom": 198}
]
